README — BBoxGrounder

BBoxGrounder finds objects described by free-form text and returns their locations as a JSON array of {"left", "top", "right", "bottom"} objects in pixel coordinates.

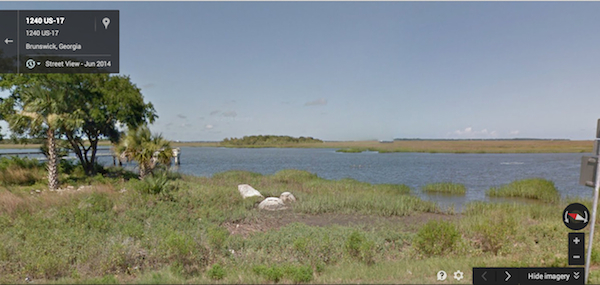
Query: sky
[{"left": 1, "top": 1, "right": 600, "bottom": 141}]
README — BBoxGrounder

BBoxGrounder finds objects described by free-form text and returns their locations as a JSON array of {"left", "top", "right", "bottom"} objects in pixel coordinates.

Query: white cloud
[
  {"left": 510, "top": 130, "right": 520, "bottom": 135},
  {"left": 304, "top": 98, "right": 328, "bottom": 106},
  {"left": 205, "top": 124, "right": 214, "bottom": 129},
  {"left": 454, "top": 127, "right": 473, "bottom": 135},
  {"left": 452, "top": 127, "right": 499, "bottom": 138}
]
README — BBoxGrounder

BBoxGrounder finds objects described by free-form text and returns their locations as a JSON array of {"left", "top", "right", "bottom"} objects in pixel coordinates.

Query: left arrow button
[{"left": 4, "top": 38, "right": 14, "bottom": 44}]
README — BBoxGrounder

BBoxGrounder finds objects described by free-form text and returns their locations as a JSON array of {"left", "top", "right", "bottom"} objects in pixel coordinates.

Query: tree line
[{"left": 221, "top": 135, "right": 323, "bottom": 146}]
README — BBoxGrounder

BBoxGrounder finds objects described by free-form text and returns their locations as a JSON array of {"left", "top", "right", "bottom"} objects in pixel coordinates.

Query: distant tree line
[
  {"left": 221, "top": 135, "right": 323, "bottom": 146},
  {"left": 393, "top": 138, "right": 571, "bottom": 141}
]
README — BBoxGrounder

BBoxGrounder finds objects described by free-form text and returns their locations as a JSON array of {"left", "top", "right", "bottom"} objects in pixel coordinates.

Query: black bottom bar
[{"left": 473, "top": 268, "right": 584, "bottom": 285}]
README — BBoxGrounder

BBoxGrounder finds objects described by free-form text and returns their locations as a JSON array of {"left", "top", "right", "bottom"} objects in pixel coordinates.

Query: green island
[
  {"left": 2, "top": 156, "right": 600, "bottom": 284},
  {"left": 220, "top": 135, "right": 323, "bottom": 147}
]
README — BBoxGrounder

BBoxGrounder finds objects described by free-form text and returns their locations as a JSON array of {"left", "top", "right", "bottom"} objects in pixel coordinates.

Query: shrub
[
  {"left": 207, "top": 264, "right": 225, "bottom": 280},
  {"left": 253, "top": 265, "right": 284, "bottom": 283},
  {"left": 134, "top": 172, "right": 176, "bottom": 199},
  {"left": 0, "top": 156, "right": 42, "bottom": 170},
  {"left": 413, "top": 220, "right": 459, "bottom": 256},
  {"left": 345, "top": 231, "right": 375, "bottom": 265},
  {"left": 253, "top": 264, "right": 313, "bottom": 283},
  {"left": 285, "top": 265, "right": 313, "bottom": 283},
  {"left": 472, "top": 213, "right": 518, "bottom": 255}
]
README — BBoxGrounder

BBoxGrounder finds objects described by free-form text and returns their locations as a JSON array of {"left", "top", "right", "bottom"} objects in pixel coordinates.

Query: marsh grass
[
  {"left": 3, "top": 165, "right": 600, "bottom": 284},
  {"left": 421, "top": 182, "right": 467, "bottom": 195},
  {"left": 486, "top": 178, "right": 560, "bottom": 203},
  {"left": 171, "top": 140, "right": 593, "bottom": 154}
]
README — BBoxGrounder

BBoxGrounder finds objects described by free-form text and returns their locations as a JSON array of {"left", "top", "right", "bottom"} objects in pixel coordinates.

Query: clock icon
[{"left": 26, "top": 59, "right": 36, "bottom": 70}]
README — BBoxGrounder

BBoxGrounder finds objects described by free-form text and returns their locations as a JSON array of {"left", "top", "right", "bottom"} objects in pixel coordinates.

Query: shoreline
[{"left": 1, "top": 140, "right": 593, "bottom": 154}]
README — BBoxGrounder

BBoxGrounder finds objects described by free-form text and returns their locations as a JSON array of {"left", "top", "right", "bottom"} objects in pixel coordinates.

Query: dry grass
[
  {"left": 0, "top": 167, "right": 41, "bottom": 185},
  {"left": 170, "top": 140, "right": 592, "bottom": 153},
  {"left": 322, "top": 140, "right": 592, "bottom": 153},
  {"left": 0, "top": 184, "right": 116, "bottom": 216},
  {"left": 3, "top": 140, "right": 592, "bottom": 153}
]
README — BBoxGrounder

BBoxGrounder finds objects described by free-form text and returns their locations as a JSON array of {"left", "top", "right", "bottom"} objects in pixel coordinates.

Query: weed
[
  {"left": 206, "top": 225, "right": 230, "bottom": 252},
  {"left": 207, "top": 264, "right": 226, "bottom": 280},
  {"left": 253, "top": 265, "right": 284, "bottom": 283},
  {"left": 413, "top": 220, "right": 459, "bottom": 256},
  {"left": 345, "top": 231, "right": 375, "bottom": 265}
]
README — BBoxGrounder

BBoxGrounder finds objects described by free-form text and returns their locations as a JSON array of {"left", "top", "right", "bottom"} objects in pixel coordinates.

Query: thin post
[{"left": 586, "top": 139, "right": 600, "bottom": 284}]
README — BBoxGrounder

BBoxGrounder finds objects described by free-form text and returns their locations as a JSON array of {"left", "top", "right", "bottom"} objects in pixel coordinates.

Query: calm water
[
  {"left": 174, "top": 147, "right": 592, "bottom": 208},
  {"left": 2, "top": 147, "right": 592, "bottom": 209}
]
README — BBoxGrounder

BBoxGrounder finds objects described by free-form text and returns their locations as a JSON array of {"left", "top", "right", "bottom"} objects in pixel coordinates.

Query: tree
[
  {"left": 2, "top": 81, "right": 80, "bottom": 190},
  {"left": 0, "top": 74, "right": 157, "bottom": 175},
  {"left": 115, "top": 125, "right": 173, "bottom": 179}
]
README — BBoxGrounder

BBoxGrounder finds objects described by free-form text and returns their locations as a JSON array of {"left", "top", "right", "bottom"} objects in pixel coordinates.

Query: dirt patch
[{"left": 223, "top": 210, "right": 459, "bottom": 237}]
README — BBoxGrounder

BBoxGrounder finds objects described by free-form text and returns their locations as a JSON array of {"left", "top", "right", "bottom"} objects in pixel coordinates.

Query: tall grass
[
  {"left": 486, "top": 178, "right": 560, "bottom": 203},
  {"left": 0, "top": 157, "right": 45, "bottom": 186},
  {"left": 421, "top": 182, "right": 466, "bottom": 195},
  {"left": 3, "top": 169, "right": 598, "bottom": 283}
]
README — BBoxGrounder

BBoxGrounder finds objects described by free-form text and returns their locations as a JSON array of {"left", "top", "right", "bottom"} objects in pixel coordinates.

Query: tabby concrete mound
[
  {"left": 280, "top": 192, "right": 296, "bottom": 203},
  {"left": 238, "top": 184, "right": 264, "bottom": 199},
  {"left": 258, "top": 197, "right": 287, "bottom": 211}
]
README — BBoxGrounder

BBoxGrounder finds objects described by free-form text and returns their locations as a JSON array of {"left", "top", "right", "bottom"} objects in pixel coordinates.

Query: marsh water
[{"left": 1, "top": 147, "right": 591, "bottom": 209}]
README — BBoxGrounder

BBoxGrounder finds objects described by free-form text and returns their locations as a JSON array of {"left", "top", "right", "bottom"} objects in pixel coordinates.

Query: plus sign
[{"left": 574, "top": 237, "right": 581, "bottom": 244}]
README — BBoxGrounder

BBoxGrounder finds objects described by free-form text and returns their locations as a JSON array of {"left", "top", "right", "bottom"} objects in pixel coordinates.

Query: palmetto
[
  {"left": 116, "top": 125, "right": 173, "bottom": 179},
  {"left": 10, "top": 83, "right": 83, "bottom": 190}
]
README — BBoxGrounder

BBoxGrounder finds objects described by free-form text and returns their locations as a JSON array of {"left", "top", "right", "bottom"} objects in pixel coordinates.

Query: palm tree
[
  {"left": 116, "top": 125, "right": 173, "bottom": 179},
  {"left": 9, "top": 84, "right": 81, "bottom": 190}
]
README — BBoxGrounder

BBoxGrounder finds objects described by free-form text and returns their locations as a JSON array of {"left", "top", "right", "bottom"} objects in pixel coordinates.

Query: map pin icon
[{"left": 102, "top": 17, "right": 110, "bottom": 29}]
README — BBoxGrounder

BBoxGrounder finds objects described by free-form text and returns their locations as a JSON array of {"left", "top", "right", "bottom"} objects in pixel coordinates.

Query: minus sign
[{"left": 574, "top": 255, "right": 580, "bottom": 259}]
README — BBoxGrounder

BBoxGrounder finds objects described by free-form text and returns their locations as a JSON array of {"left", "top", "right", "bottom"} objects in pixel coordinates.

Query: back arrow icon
[{"left": 4, "top": 38, "right": 13, "bottom": 44}]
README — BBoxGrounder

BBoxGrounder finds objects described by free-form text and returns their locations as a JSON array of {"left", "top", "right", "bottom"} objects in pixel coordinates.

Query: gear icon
[{"left": 453, "top": 270, "right": 464, "bottom": 281}]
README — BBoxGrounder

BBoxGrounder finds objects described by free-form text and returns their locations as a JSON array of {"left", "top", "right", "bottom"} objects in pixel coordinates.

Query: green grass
[
  {"left": 421, "top": 182, "right": 467, "bottom": 195},
  {"left": 3, "top": 161, "right": 600, "bottom": 284},
  {"left": 486, "top": 178, "right": 560, "bottom": 203},
  {"left": 336, "top": 148, "right": 365, "bottom": 153}
]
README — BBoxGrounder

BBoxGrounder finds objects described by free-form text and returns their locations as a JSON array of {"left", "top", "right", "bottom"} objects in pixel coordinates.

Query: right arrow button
[{"left": 505, "top": 271, "right": 511, "bottom": 281}]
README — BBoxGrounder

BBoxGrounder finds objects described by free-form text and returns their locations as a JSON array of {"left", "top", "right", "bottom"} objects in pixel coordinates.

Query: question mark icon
[{"left": 437, "top": 270, "right": 447, "bottom": 281}]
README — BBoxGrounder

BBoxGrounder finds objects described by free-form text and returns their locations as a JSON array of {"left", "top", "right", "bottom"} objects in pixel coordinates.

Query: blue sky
[{"left": 1, "top": 2, "right": 600, "bottom": 141}]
